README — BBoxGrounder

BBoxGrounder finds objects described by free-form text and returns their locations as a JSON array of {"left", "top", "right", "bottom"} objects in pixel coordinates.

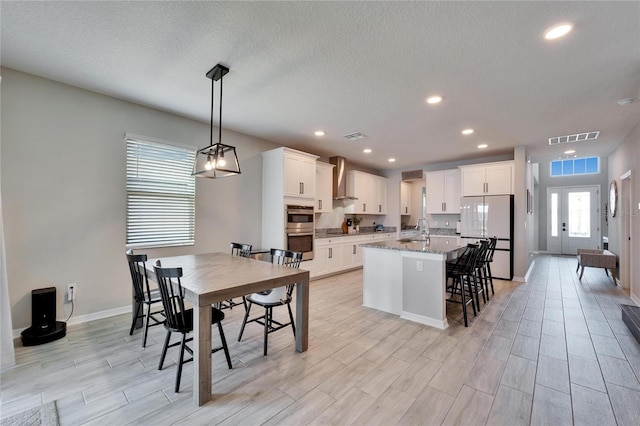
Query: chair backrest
[
  {"left": 270, "top": 249, "right": 303, "bottom": 268},
  {"left": 453, "top": 244, "right": 480, "bottom": 274},
  {"left": 486, "top": 237, "right": 497, "bottom": 262},
  {"left": 230, "top": 242, "right": 252, "bottom": 258},
  {"left": 153, "top": 261, "right": 190, "bottom": 332},
  {"left": 475, "top": 240, "right": 490, "bottom": 267},
  {"left": 126, "top": 250, "right": 153, "bottom": 303},
  {"left": 269, "top": 249, "right": 303, "bottom": 300}
]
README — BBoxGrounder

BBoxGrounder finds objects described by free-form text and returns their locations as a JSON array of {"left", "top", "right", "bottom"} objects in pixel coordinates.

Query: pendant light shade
[{"left": 193, "top": 64, "right": 241, "bottom": 178}]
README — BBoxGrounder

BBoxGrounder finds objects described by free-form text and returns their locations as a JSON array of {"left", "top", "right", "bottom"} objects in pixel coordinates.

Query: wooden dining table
[{"left": 145, "top": 252, "right": 310, "bottom": 406}]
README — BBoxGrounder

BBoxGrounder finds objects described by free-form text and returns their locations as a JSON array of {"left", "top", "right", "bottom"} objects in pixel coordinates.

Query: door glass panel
[
  {"left": 568, "top": 192, "right": 590, "bottom": 238},
  {"left": 551, "top": 193, "right": 558, "bottom": 237}
]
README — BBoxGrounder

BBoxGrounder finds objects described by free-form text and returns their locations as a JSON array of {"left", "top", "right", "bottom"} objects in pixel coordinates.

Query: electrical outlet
[
  {"left": 445, "top": 221, "right": 449, "bottom": 226},
  {"left": 416, "top": 261, "right": 423, "bottom": 272},
  {"left": 67, "top": 284, "right": 76, "bottom": 302}
]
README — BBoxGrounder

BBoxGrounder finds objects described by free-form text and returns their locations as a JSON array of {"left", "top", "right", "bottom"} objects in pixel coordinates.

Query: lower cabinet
[{"left": 310, "top": 233, "right": 395, "bottom": 278}]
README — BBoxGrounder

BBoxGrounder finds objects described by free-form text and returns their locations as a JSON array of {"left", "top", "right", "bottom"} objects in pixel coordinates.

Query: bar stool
[{"left": 446, "top": 244, "right": 479, "bottom": 327}]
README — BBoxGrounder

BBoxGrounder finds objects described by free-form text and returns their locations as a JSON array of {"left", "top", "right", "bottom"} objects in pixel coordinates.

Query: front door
[{"left": 547, "top": 186, "right": 600, "bottom": 255}]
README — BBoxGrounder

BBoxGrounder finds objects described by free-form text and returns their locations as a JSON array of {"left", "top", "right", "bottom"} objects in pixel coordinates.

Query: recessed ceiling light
[
  {"left": 426, "top": 96, "right": 442, "bottom": 104},
  {"left": 388, "top": 158, "right": 396, "bottom": 162},
  {"left": 478, "top": 144, "right": 488, "bottom": 149},
  {"left": 564, "top": 149, "right": 576, "bottom": 154},
  {"left": 314, "top": 130, "right": 325, "bottom": 136},
  {"left": 462, "top": 129, "right": 474, "bottom": 135},
  {"left": 544, "top": 23, "right": 572, "bottom": 40},
  {"left": 617, "top": 98, "right": 634, "bottom": 106},
  {"left": 363, "top": 148, "right": 372, "bottom": 154}
]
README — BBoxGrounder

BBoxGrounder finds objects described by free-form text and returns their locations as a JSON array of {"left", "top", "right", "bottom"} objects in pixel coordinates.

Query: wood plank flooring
[{"left": 2, "top": 255, "right": 640, "bottom": 425}]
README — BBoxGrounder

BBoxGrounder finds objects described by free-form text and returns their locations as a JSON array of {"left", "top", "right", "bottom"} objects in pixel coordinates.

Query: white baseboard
[
  {"left": 513, "top": 276, "right": 526, "bottom": 282},
  {"left": 13, "top": 305, "right": 131, "bottom": 339},
  {"left": 400, "top": 311, "right": 448, "bottom": 330},
  {"left": 521, "top": 259, "right": 536, "bottom": 283},
  {"left": 631, "top": 293, "right": 640, "bottom": 307}
]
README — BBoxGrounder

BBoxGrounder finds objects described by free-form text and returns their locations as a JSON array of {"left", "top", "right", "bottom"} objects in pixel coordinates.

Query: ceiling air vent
[
  {"left": 343, "top": 132, "right": 368, "bottom": 141},
  {"left": 402, "top": 170, "right": 424, "bottom": 180},
  {"left": 548, "top": 131, "right": 600, "bottom": 145}
]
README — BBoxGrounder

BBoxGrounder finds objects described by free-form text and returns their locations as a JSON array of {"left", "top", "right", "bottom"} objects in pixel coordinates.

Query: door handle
[{"left": 562, "top": 222, "right": 566, "bottom": 231}]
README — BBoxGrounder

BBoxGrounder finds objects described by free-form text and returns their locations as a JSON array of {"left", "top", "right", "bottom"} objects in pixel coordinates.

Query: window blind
[{"left": 126, "top": 137, "right": 196, "bottom": 248}]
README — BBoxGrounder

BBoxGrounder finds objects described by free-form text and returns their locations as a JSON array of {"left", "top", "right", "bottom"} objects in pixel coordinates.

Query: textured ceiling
[{"left": 2, "top": 1, "right": 639, "bottom": 170}]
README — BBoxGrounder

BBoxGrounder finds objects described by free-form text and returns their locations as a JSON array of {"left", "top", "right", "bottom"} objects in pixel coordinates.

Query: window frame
[
  {"left": 125, "top": 134, "right": 197, "bottom": 249},
  {"left": 550, "top": 156, "right": 599, "bottom": 177}
]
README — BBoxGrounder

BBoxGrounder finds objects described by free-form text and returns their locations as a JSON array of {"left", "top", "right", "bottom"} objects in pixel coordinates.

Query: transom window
[
  {"left": 550, "top": 157, "right": 599, "bottom": 177},
  {"left": 126, "top": 135, "right": 196, "bottom": 248}
]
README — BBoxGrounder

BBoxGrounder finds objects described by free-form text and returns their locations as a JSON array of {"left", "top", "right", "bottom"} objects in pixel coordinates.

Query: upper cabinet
[
  {"left": 345, "top": 170, "right": 388, "bottom": 215},
  {"left": 400, "top": 182, "right": 412, "bottom": 215},
  {"left": 315, "top": 162, "right": 334, "bottom": 212},
  {"left": 283, "top": 151, "right": 317, "bottom": 199},
  {"left": 459, "top": 161, "right": 514, "bottom": 196},
  {"left": 426, "top": 169, "right": 461, "bottom": 214}
]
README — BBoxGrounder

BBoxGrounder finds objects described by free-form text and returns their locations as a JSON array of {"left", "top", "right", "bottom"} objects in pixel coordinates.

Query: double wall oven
[{"left": 286, "top": 205, "right": 314, "bottom": 260}]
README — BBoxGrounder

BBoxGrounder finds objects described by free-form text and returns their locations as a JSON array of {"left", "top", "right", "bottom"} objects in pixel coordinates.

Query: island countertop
[{"left": 361, "top": 238, "right": 465, "bottom": 255}]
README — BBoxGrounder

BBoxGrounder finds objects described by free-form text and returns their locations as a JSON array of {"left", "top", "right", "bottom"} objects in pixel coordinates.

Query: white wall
[
  {"left": 1, "top": 68, "right": 279, "bottom": 329},
  {"left": 608, "top": 122, "right": 640, "bottom": 301}
]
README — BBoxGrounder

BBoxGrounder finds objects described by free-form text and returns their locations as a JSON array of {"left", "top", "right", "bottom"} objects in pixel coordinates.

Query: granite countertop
[
  {"left": 315, "top": 227, "right": 396, "bottom": 239},
  {"left": 360, "top": 238, "right": 465, "bottom": 254}
]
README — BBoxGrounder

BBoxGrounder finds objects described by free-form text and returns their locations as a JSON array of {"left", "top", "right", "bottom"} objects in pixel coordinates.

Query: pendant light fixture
[{"left": 192, "top": 64, "right": 241, "bottom": 178}]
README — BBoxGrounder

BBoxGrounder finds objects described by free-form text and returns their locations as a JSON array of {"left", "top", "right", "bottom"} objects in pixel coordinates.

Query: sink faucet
[{"left": 415, "top": 218, "right": 430, "bottom": 241}]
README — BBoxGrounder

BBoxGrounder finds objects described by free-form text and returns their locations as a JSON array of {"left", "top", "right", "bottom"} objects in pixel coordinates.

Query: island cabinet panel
[{"left": 402, "top": 255, "right": 446, "bottom": 327}]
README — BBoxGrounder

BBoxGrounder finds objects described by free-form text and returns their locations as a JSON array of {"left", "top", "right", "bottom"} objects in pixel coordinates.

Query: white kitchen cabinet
[
  {"left": 426, "top": 169, "right": 460, "bottom": 214},
  {"left": 262, "top": 147, "right": 319, "bottom": 251},
  {"left": 459, "top": 161, "right": 514, "bottom": 196},
  {"left": 284, "top": 151, "right": 317, "bottom": 198},
  {"left": 400, "top": 182, "right": 412, "bottom": 215},
  {"left": 311, "top": 233, "right": 394, "bottom": 278},
  {"left": 315, "top": 162, "right": 334, "bottom": 212},
  {"left": 375, "top": 176, "right": 388, "bottom": 214},
  {"left": 345, "top": 171, "right": 388, "bottom": 215}
]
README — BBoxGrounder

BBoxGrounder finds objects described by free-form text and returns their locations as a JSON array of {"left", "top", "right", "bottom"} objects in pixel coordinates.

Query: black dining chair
[
  {"left": 446, "top": 244, "right": 479, "bottom": 327},
  {"left": 126, "top": 250, "right": 164, "bottom": 347},
  {"left": 237, "top": 249, "right": 302, "bottom": 356},
  {"left": 154, "top": 261, "right": 232, "bottom": 392},
  {"left": 218, "top": 242, "right": 253, "bottom": 310}
]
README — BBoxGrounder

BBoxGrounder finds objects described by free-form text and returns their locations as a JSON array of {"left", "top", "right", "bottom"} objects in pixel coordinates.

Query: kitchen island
[{"left": 361, "top": 238, "right": 465, "bottom": 329}]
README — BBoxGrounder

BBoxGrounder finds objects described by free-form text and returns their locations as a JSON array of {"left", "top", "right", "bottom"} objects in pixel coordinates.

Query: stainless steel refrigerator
[{"left": 459, "top": 194, "right": 514, "bottom": 280}]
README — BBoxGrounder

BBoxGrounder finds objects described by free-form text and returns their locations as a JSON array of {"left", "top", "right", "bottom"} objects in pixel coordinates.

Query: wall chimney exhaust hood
[{"left": 330, "top": 156, "right": 358, "bottom": 200}]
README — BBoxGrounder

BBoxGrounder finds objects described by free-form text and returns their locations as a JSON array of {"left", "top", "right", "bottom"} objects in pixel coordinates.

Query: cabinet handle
[
  {"left": 405, "top": 207, "right": 408, "bottom": 214},
  {"left": 329, "top": 247, "right": 332, "bottom": 258},
  {"left": 319, "top": 200, "right": 322, "bottom": 210},
  {"left": 444, "top": 202, "right": 446, "bottom": 212},
  {"left": 379, "top": 204, "right": 381, "bottom": 213},
  {"left": 353, "top": 245, "right": 356, "bottom": 255},
  {"left": 363, "top": 203, "right": 366, "bottom": 212}
]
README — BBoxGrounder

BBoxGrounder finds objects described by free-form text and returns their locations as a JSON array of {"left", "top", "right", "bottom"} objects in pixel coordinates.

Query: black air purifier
[{"left": 20, "top": 287, "right": 66, "bottom": 346}]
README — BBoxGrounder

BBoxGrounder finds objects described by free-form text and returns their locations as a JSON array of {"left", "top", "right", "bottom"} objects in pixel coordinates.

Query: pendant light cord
[{"left": 218, "top": 72, "right": 223, "bottom": 145}]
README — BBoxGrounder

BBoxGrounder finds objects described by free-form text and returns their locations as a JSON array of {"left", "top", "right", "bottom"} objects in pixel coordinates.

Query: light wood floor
[{"left": 2, "top": 255, "right": 640, "bottom": 425}]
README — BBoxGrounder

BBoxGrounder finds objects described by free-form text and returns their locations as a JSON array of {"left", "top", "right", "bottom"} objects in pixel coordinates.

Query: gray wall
[
  {"left": 536, "top": 158, "right": 609, "bottom": 251},
  {"left": 1, "top": 68, "right": 278, "bottom": 329}
]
